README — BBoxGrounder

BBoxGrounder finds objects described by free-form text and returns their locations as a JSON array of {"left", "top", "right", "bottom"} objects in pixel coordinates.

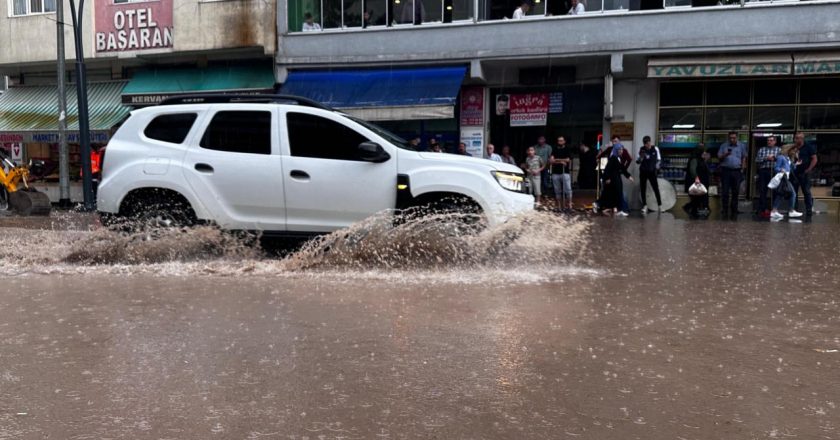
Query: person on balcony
[
  {"left": 569, "top": 0, "right": 585, "bottom": 15},
  {"left": 302, "top": 13, "right": 321, "bottom": 31},
  {"left": 512, "top": 1, "right": 530, "bottom": 18}
]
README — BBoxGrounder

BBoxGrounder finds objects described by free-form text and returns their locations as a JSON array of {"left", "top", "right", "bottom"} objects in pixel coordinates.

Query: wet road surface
[{"left": 0, "top": 213, "right": 838, "bottom": 439}]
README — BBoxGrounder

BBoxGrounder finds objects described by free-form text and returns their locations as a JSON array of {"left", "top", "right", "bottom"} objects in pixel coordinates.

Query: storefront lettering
[
  {"left": 794, "top": 62, "right": 840, "bottom": 75},
  {"left": 0, "top": 134, "right": 24, "bottom": 143},
  {"left": 650, "top": 63, "right": 791, "bottom": 78},
  {"left": 0, "top": 132, "right": 109, "bottom": 144},
  {"left": 95, "top": 0, "right": 173, "bottom": 53}
]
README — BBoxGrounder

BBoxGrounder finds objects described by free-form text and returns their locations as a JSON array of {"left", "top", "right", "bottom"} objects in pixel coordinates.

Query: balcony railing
[{"left": 287, "top": 0, "right": 809, "bottom": 33}]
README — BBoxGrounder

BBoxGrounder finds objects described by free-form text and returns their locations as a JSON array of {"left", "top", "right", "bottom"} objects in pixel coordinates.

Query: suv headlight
[{"left": 492, "top": 171, "right": 525, "bottom": 193}]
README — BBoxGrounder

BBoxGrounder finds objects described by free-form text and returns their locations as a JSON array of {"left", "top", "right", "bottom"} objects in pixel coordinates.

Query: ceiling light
[
  {"left": 672, "top": 124, "right": 695, "bottom": 129},
  {"left": 756, "top": 123, "right": 782, "bottom": 128}
]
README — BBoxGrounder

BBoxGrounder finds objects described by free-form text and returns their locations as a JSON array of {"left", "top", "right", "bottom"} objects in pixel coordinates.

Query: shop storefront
[
  {"left": 651, "top": 54, "right": 840, "bottom": 204},
  {"left": 280, "top": 66, "right": 467, "bottom": 150},
  {"left": 0, "top": 81, "right": 129, "bottom": 201}
]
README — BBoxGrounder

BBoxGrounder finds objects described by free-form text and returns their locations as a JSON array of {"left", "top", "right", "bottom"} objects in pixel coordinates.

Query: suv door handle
[
  {"left": 290, "top": 170, "right": 310, "bottom": 180},
  {"left": 195, "top": 163, "right": 214, "bottom": 173}
]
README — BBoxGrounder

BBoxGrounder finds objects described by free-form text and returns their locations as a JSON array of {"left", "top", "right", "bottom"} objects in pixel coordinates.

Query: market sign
[
  {"left": 0, "top": 132, "right": 111, "bottom": 144},
  {"left": 95, "top": 0, "right": 173, "bottom": 53},
  {"left": 509, "top": 93, "right": 548, "bottom": 127},
  {"left": 648, "top": 63, "right": 791, "bottom": 78},
  {"left": 459, "top": 87, "right": 485, "bottom": 127},
  {"left": 794, "top": 61, "right": 840, "bottom": 75}
]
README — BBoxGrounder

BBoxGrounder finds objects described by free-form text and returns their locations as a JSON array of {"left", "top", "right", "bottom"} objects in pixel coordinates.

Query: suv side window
[
  {"left": 144, "top": 113, "right": 198, "bottom": 144},
  {"left": 200, "top": 111, "right": 272, "bottom": 155},
  {"left": 287, "top": 112, "right": 369, "bottom": 161}
]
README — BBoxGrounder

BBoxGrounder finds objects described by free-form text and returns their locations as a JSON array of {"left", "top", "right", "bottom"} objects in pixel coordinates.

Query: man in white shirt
[
  {"left": 512, "top": 1, "right": 530, "bottom": 18},
  {"left": 486, "top": 144, "right": 503, "bottom": 162},
  {"left": 569, "top": 0, "right": 585, "bottom": 15},
  {"left": 302, "top": 13, "right": 321, "bottom": 31}
]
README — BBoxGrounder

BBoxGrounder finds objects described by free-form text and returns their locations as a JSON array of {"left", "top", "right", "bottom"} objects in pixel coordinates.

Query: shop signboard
[
  {"left": 509, "top": 93, "right": 549, "bottom": 127},
  {"left": 794, "top": 61, "right": 840, "bottom": 75},
  {"left": 648, "top": 63, "right": 791, "bottom": 78},
  {"left": 10, "top": 143, "right": 23, "bottom": 163},
  {"left": 610, "top": 122, "right": 634, "bottom": 141},
  {"left": 460, "top": 87, "right": 484, "bottom": 127},
  {"left": 95, "top": 0, "right": 174, "bottom": 53},
  {"left": 122, "top": 89, "right": 275, "bottom": 106},
  {"left": 0, "top": 132, "right": 111, "bottom": 144},
  {"left": 460, "top": 128, "right": 484, "bottom": 158}
]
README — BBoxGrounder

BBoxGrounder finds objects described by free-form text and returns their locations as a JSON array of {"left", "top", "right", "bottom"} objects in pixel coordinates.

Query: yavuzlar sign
[{"left": 95, "top": 0, "right": 173, "bottom": 53}]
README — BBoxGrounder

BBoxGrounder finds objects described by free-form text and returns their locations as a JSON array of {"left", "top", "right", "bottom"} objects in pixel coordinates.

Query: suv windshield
[{"left": 348, "top": 117, "right": 414, "bottom": 151}]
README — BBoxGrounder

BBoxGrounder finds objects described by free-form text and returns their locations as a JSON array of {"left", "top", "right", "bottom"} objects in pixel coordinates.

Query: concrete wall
[
  {"left": 0, "top": 0, "right": 276, "bottom": 70},
  {"left": 278, "top": 1, "right": 840, "bottom": 67}
]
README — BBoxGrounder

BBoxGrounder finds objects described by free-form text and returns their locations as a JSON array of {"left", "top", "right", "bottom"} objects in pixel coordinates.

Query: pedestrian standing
[
  {"left": 770, "top": 144, "right": 803, "bottom": 220},
  {"left": 532, "top": 136, "right": 553, "bottom": 201},
  {"left": 550, "top": 135, "right": 573, "bottom": 210},
  {"left": 594, "top": 143, "right": 633, "bottom": 215},
  {"left": 501, "top": 145, "right": 517, "bottom": 165},
  {"left": 636, "top": 135, "right": 662, "bottom": 213},
  {"left": 597, "top": 136, "right": 633, "bottom": 215},
  {"left": 754, "top": 136, "right": 780, "bottom": 219},
  {"left": 523, "top": 146, "right": 545, "bottom": 203},
  {"left": 427, "top": 138, "right": 440, "bottom": 152},
  {"left": 717, "top": 131, "right": 748, "bottom": 218},
  {"left": 486, "top": 144, "right": 502, "bottom": 162},
  {"left": 791, "top": 132, "right": 818, "bottom": 217},
  {"left": 457, "top": 142, "right": 472, "bottom": 156}
]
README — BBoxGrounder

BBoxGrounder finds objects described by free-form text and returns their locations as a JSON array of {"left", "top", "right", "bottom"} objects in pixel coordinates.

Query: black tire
[
  {"left": 409, "top": 195, "right": 485, "bottom": 235},
  {"left": 118, "top": 197, "right": 196, "bottom": 231}
]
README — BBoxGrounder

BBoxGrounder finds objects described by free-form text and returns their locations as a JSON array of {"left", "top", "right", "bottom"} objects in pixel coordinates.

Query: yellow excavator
[{"left": 0, "top": 153, "right": 52, "bottom": 216}]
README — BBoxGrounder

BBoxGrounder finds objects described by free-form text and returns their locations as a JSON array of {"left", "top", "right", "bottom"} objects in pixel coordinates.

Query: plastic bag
[
  {"left": 688, "top": 182, "right": 708, "bottom": 196},
  {"left": 776, "top": 176, "right": 794, "bottom": 199},
  {"left": 768, "top": 172, "right": 784, "bottom": 189}
]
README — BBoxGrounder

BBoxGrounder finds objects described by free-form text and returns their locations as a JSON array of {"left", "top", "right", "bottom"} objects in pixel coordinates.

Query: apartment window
[{"left": 11, "top": 0, "right": 56, "bottom": 16}]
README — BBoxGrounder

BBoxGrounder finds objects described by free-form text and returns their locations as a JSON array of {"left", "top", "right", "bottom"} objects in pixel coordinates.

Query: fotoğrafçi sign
[
  {"left": 509, "top": 93, "right": 548, "bottom": 127},
  {"left": 95, "top": 0, "right": 173, "bottom": 53}
]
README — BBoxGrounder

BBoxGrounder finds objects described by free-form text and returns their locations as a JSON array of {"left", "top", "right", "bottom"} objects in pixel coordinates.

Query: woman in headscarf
[{"left": 594, "top": 143, "right": 633, "bottom": 215}]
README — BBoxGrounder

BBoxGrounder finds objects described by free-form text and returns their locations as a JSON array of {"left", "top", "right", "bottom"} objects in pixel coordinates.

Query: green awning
[
  {"left": 0, "top": 81, "right": 129, "bottom": 137},
  {"left": 122, "top": 65, "right": 276, "bottom": 106}
]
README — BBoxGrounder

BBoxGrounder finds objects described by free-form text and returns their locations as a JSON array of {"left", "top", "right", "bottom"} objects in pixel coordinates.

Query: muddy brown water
[{"left": 0, "top": 212, "right": 838, "bottom": 439}]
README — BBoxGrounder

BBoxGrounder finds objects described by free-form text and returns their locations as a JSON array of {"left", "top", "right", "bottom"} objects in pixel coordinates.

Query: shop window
[
  {"left": 144, "top": 113, "right": 198, "bottom": 145},
  {"left": 798, "top": 106, "right": 840, "bottom": 131},
  {"left": 800, "top": 79, "right": 840, "bottom": 104},
  {"left": 704, "top": 107, "right": 749, "bottom": 131},
  {"left": 810, "top": 133, "right": 840, "bottom": 194},
  {"left": 752, "top": 106, "right": 795, "bottom": 130},
  {"left": 659, "top": 82, "right": 703, "bottom": 107},
  {"left": 753, "top": 80, "right": 796, "bottom": 105},
  {"left": 706, "top": 81, "right": 750, "bottom": 105},
  {"left": 287, "top": 113, "right": 370, "bottom": 161},
  {"left": 200, "top": 111, "right": 272, "bottom": 155},
  {"left": 659, "top": 108, "right": 702, "bottom": 131}
]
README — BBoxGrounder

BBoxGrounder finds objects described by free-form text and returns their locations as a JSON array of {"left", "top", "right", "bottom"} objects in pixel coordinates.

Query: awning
[
  {"left": 122, "top": 64, "right": 277, "bottom": 106},
  {"left": 280, "top": 66, "right": 467, "bottom": 121},
  {"left": 648, "top": 54, "right": 793, "bottom": 78},
  {"left": 0, "top": 81, "right": 128, "bottom": 144},
  {"left": 793, "top": 52, "right": 840, "bottom": 76}
]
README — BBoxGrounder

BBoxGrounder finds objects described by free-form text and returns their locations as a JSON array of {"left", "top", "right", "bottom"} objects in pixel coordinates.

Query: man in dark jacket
[{"left": 636, "top": 135, "right": 662, "bottom": 213}]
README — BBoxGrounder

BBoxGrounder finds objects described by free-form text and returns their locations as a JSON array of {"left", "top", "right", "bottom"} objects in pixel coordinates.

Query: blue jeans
[{"left": 793, "top": 171, "right": 813, "bottom": 214}]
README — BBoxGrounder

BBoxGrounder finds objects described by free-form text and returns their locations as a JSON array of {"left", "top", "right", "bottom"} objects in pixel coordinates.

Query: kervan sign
[
  {"left": 95, "top": 0, "right": 173, "bottom": 53},
  {"left": 648, "top": 63, "right": 792, "bottom": 78}
]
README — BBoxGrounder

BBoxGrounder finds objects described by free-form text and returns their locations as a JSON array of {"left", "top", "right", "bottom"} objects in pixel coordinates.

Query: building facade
[
  {"left": 0, "top": 0, "right": 277, "bottom": 201},
  {"left": 277, "top": 0, "right": 840, "bottom": 214}
]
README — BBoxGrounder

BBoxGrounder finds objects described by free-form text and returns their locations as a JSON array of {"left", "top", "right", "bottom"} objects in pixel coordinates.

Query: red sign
[
  {"left": 95, "top": 0, "right": 173, "bottom": 53},
  {"left": 509, "top": 93, "right": 549, "bottom": 127},
  {"left": 459, "top": 87, "right": 484, "bottom": 127}
]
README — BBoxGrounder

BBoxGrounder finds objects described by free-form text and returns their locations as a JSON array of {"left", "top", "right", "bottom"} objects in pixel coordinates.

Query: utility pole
[
  {"left": 69, "top": 0, "right": 94, "bottom": 211},
  {"left": 57, "top": 0, "right": 71, "bottom": 208}
]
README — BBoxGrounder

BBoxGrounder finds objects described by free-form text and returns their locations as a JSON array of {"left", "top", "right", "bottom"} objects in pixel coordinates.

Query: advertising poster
[
  {"left": 549, "top": 92, "right": 564, "bottom": 114},
  {"left": 95, "top": 0, "right": 174, "bottom": 53},
  {"left": 510, "top": 93, "right": 549, "bottom": 127},
  {"left": 460, "top": 87, "right": 485, "bottom": 127},
  {"left": 460, "top": 128, "right": 484, "bottom": 158}
]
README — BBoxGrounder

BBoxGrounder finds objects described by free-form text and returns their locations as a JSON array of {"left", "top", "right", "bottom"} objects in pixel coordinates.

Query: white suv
[{"left": 97, "top": 95, "right": 534, "bottom": 233}]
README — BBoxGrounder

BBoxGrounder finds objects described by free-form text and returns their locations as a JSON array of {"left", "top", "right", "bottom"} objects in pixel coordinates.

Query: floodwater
[{"left": 0, "top": 211, "right": 838, "bottom": 439}]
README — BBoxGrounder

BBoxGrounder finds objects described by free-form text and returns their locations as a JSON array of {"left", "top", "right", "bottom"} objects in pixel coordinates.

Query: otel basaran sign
[{"left": 95, "top": 0, "right": 174, "bottom": 53}]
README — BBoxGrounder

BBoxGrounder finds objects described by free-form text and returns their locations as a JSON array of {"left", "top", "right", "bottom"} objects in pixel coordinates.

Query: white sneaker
[
  {"left": 789, "top": 210, "right": 803, "bottom": 218},
  {"left": 617, "top": 211, "right": 629, "bottom": 217},
  {"left": 641, "top": 205, "right": 649, "bottom": 214},
  {"left": 770, "top": 211, "right": 784, "bottom": 220}
]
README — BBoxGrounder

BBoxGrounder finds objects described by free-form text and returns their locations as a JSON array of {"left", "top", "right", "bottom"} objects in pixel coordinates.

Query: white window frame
[{"left": 8, "top": 0, "right": 57, "bottom": 17}]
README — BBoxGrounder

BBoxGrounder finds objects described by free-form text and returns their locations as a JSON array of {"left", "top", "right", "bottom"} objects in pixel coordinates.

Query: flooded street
[{"left": 0, "top": 213, "right": 838, "bottom": 439}]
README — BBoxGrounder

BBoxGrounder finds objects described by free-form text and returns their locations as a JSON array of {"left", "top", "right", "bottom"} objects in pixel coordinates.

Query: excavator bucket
[{"left": 9, "top": 189, "right": 52, "bottom": 216}]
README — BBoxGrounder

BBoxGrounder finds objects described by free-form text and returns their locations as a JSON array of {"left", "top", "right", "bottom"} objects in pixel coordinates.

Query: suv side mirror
[{"left": 358, "top": 141, "right": 391, "bottom": 163}]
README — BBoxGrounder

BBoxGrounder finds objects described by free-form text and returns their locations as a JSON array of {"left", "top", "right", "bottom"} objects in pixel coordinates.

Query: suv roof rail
[{"left": 157, "top": 94, "right": 334, "bottom": 111}]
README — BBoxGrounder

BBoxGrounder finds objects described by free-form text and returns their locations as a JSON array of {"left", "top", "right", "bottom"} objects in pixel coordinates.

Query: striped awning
[{"left": 0, "top": 81, "right": 129, "bottom": 136}]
